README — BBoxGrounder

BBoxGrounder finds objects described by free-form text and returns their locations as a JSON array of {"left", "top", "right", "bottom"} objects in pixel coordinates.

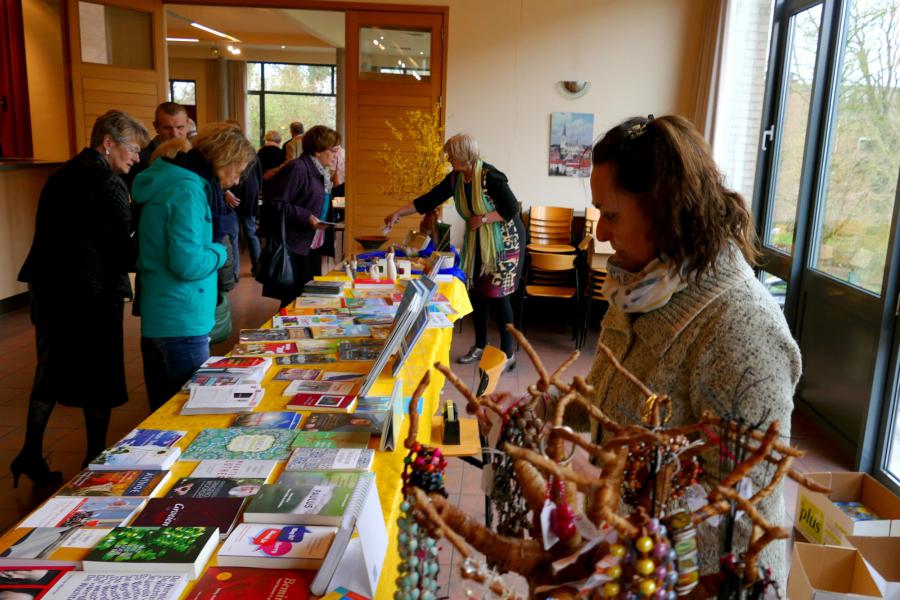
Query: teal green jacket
[{"left": 133, "top": 159, "right": 227, "bottom": 338}]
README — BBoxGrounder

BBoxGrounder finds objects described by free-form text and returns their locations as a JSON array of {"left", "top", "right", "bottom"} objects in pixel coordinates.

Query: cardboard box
[
  {"left": 847, "top": 536, "right": 900, "bottom": 599},
  {"left": 795, "top": 472, "right": 900, "bottom": 545},
  {"left": 787, "top": 542, "right": 883, "bottom": 599}
]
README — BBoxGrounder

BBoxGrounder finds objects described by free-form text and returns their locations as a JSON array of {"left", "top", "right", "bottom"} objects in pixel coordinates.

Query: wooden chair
[
  {"left": 517, "top": 251, "right": 580, "bottom": 347},
  {"left": 526, "top": 206, "right": 576, "bottom": 254},
  {"left": 580, "top": 241, "right": 613, "bottom": 348}
]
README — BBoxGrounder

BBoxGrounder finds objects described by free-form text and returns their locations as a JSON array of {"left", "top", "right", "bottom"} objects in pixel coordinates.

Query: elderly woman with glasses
[
  {"left": 385, "top": 133, "right": 526, "bottom": 371},
  {"left": 15, "top": 110, "right": 149, "bottom": 484}
]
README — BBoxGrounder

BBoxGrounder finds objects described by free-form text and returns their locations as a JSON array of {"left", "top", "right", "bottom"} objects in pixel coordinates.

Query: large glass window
[
  {"left": 246, "top": 62, "right": 337, "bottom": 147},
  {"left": 812, "top": 0, "right": 900, "bottom": 295}
]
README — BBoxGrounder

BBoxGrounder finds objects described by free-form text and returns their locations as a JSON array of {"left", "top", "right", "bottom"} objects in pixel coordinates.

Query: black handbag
[{"left": 255, "top": 210, "right": 295, "bottom": 299}]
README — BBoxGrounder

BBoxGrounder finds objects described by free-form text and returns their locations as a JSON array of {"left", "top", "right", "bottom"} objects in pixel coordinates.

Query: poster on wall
[{"left": 549, "top": 112, "right": 594, "bottom": 177}]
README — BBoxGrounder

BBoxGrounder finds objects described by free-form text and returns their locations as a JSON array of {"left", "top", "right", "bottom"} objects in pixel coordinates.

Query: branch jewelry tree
[{"left": 398, "top": 326, "right": 829, "bottom": 599}]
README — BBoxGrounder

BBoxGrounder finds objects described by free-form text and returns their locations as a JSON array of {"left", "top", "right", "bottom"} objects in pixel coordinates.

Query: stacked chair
[{"left": 580, "top": 207, "right": 612, "bottom": 348}]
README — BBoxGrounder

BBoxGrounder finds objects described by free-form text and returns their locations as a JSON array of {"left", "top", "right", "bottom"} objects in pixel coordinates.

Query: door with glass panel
[
  {"left": 754, "top": 0, "right": 900, "bottom": 476},
  {"left": 66, "top": 0, "right": 167, "bottom": 149}
]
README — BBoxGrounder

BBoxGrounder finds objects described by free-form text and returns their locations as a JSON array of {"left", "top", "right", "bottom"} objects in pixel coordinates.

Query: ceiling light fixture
[
  {"left": 166, "top": 37, "right": 199, "bottom": 43},
  {"left": 190, "top": 21, "right": 240, "bottom": 42}
]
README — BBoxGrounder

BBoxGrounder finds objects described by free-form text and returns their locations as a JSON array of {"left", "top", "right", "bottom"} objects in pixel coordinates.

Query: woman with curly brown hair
[{"left": 583, "top": 114, "right": 800, "bottom": 588}]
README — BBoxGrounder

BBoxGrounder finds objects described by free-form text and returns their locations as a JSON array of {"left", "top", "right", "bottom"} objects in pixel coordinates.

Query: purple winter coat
[{"left": 263, "top": 153, "right": 326, "bottom": 256}]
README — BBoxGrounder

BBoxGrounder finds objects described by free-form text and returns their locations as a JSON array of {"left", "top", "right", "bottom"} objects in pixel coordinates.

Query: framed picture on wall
[{"left": 549, "top": 112, "right": 594, "bottom": 177}]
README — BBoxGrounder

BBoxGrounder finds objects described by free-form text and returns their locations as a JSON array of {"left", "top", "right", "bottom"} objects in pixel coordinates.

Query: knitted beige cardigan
[{"left": 582, "top": 252, "right": 801, "bottom": 589}]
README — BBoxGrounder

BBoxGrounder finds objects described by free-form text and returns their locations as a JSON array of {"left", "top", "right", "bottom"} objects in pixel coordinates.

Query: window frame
[
  {"left": 246, "top": 61, "right": 337, "bottom": 146},
  {"left": 168, "top": 79, "right": 196, "bottom": 105}
]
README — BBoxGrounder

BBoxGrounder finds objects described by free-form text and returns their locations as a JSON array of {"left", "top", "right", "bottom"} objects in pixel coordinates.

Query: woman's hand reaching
[{"left": 308, "top": 215, "right": 330, "bottom": 230}]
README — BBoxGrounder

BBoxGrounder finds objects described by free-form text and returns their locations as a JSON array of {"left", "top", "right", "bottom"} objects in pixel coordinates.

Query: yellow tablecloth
[{"left": 0, "top": 277, "right": 472, "bottom": 599}]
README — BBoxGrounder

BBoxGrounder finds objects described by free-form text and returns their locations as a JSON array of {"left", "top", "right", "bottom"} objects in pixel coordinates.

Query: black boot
[{"left": 10, "top": 452, "right": 62, "bottom": 488}]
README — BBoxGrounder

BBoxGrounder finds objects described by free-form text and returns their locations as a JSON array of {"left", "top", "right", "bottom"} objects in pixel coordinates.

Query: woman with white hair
[{"left": 385, "top": 133, "right": 525, "bottom": 370}]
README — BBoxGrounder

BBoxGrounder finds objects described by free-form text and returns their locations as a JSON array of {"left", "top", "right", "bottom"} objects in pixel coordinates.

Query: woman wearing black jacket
[
  {"left": 15, "top": 110, "right": 149, "bottom": 484},
  {"left": 385, "top": 133, "right": 525, "bottom": 370}
]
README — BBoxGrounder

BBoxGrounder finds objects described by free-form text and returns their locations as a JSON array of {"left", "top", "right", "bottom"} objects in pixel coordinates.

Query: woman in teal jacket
[{"left": 133, "top": 123, "right": 255, "bottom": 409}]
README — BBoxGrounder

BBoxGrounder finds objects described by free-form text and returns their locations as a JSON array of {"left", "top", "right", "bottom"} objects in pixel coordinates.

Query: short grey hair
[
  {"left": 443, "top": 133, "right": 480, "bottom": 168},
  {"left": 264, "top": 130, "right": 282, "bottom": 144},
  {"left": 90, "top": 110, "right": 150, "bottom": 148}
]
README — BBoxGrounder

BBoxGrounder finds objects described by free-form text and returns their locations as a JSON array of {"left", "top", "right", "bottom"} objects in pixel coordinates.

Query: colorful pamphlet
[
  {"left": 276, "top": 353, "right": 337, "bottom": 365},
  {"left": 834, "top": 501, "right": 880, "bottom": 521},
  {"left": 239, "top": 329, "right": 290, "bottom": 342},
  {"left": 282, "top": 380, "right": 357, "bottom": 397},
  {"left": 338, "top": 341, "right": 383, "bottom": 361},
  {"left": 205, "top": 356, "right": 270, "bottom": 369},
  {"left": 88, "top": 445, "right": 181, "bottom": 471},
  {"left": 309, "top": 325, "right": 371, "bottom": 339},
  {"left": 272, "top": 368, "right": 322, "bottom": 381},
  {"left": 21, "top": 497, "right": 145, "bottom": 529},
  {"left": 114, "top": 428, "right": 186, "bottom": 448},
  {"left": 0, "top": 566, "right": 73, "bottom": 598},
  {"left": 233, "top": 342, "right": 300, "bottom": 356}
]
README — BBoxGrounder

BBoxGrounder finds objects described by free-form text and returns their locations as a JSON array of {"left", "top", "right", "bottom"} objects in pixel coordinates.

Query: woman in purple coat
[{"left": 262, "top": 125, "right": 340, "bottom": 308}]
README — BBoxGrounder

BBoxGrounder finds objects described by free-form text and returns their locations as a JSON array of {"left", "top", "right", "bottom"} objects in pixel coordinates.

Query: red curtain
[{"left": 0, "top": 0, "right": 34, "bottom": 158}]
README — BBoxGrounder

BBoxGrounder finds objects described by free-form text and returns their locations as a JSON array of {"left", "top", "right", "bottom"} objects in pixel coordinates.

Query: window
[
  {"left": 246, "top": 62, "right": 337, "bottom": 147},
  {"left": 168, "top": 79, "right": 197, "bottom": 124}
]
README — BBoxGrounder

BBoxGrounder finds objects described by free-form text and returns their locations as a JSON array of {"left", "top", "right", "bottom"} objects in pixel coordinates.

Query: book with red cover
[
  {"left": 130, "top": 497, "right": 246, "bottom": 540},
  {"left": 206, "top": 357, "right": 268, "bottom": 368},
  {"left": 287, "top": 393, "right": 358, "bottom": 413},
  {"left": 0, "top": 565, "right": 74, "bottom": 598},
  {"left": 186, "top": 567, "right": 314, "bottom": 600}
]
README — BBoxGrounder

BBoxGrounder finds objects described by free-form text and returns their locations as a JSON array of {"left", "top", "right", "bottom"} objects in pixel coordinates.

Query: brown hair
[
  {"left": 592, "top": 114, "right": 757, "bottom": 279},
  {"left": 301, "top": 125, "right": 341, "bottom": 155},
  {"left": 191, "top": 122, "right": 256, "bottom": 176}
]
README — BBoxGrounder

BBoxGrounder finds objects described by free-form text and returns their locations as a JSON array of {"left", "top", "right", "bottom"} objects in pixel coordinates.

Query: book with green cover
[
  {"left": 182, "top": 428, "right": 296, "bottom": 461},
  {"left": 82, "top": 526, "right": 219, "bottom": 578},
  {"left": 291, "top": 431, "right": 371, "bottom": 449},
  {"left": 243, "top": 471, "right": 362, "bottom": 526}
]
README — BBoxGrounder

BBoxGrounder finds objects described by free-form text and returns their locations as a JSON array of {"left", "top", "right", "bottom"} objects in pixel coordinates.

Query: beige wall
[
  {"left": 22, "top": 0, "right": 71, "bottom": 161},
  {"left": 168, "top": 57, "right": 215, "bottom": 126},
  {"left": 322, "top": 0, "right": 708, "bottom": 242}
]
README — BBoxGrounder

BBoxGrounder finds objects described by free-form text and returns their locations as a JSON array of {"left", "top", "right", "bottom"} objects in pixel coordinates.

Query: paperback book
[
  {"left": 82, "top": 526, "right": 219, "bottom": 578},
  {"left": 282, "top": 380, "right": 356, "bottom": 397},
  {"left": 114, "top": 429, "right": 186, "bottom": 448},
  {"left": 285, "top": 448, "right": 374, "bottom": 472},
  {"left": 272, "top": 315, "right": 351, "bottom": 328},
  {"left": 0, "top": 527, "right": 111, "bottom": 567},
  {"left": 0, "top": 566, "right": 73, "bottom": 598},
  {"left": 302, "top": 280, "right": 347, "bottom": 297},
  {"left": 166, "top": 477, "right": 265, "bottom": 499},
  {"left": 233, "top": 342, "right": 300, "bottom": 356},
  {"left": 58, "top": 470, "right": 171, "bottom": 497},
  {"left": 21, "top": 497, "right": 145, "bottom": 529},
  {"left": 43, "top": 573, "right": 189, "bottom": 600},
  {"left": 338, "top": 340, "right": 383, "bottom": 361},
  {"left": 217, "top": 524, "right": 336, "bottom": 570},
  {"left": 131, "top": 497, "right": 247, "bottom": 540},
  {"left": 181, "top": 385, "right": 264, "bottom": 416},
  {"left": 319, "top": 371, "right": 365, "bottom": 382},
  {"left": 186, "top": 567, "right": 315, "bottom": 600},
  {"left": 286, "top": 393, "right": 357, "bottom": 414},
  {"left": 182, "top": 429, "right": 296, "bottom": 461},
  {"left": 204, "top": 356, "right": 272, "bottom": 370},
  {"left": 834, "top": 501, "right": 880, "bottom": 521},
  {"left": 182, "top": 371, "right": 246, "bottom": 389},
  {"left": 239, "top": 328, "right": 290, "bottom": 342},
  {"left": 88, "top": 445, "right": 181, "bottom": 471},
  {"left": 291, "top": 431, "right": 371, "bottom": 449},
  {"left": 243, "top": 471, "right": 363, "bottom": 526},
  {"left": 189, "top": 459, "right": 278, "bottom": 480},
  {"left": 309, "top": 325, "right": 371, "bottom": 339},
  {"left": 293, "top": 297, "right": 342, "bottom": 309},
  {"left": 272, "top": 368, "right": 321, "bottom": 381},
  {"left": 275, "top": 353, "right": 336, "bottom": 365},
  {"left": 299, "top": 413, "right": 387, "bottom": 436},
  {"left": 232, "top": 411, "right": 303, "bottom": 429},
  {"left": 352, "top": 314, "right": 395, "bottom": 326},
  {"left": 293, "top": 340, "right": 341, "bottom": 353}
]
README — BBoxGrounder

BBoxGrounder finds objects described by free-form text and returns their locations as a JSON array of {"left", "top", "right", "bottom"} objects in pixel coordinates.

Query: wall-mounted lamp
[{"left": 558, "top": 80, "right": 591, "bottom": 99}]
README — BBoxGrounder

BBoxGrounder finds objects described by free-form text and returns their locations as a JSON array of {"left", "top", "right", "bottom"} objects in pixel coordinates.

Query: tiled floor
[{"left": 0, "top": 252, "right": 852, "bottom": 599}]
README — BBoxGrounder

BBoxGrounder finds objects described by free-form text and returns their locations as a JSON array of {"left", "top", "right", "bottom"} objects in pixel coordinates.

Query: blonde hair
[
  {"left": 191, "top": 122, "right": 256, "bottom": 176},
  {"left": 443, "top": 133, "right": 480, "bottom": 168},
  {"left": 149, "top": 138, "right": 191, "bottom": 164}
]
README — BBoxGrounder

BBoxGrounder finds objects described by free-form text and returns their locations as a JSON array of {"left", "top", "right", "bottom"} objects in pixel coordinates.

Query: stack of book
[
  {"left": 181, "top": 384, "right": 265, "bottom": 416},
  {"left": 302, "top": 280, "right": 348, "bottom": 297}
]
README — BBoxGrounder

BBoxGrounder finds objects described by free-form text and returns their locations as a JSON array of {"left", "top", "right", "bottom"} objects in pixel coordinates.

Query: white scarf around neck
[{"left": 602, "top": 256, "right": 688, "bottom": 313}]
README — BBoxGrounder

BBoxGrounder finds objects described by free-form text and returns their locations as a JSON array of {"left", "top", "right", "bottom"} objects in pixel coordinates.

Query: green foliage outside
[
  {"left": 770, "top": 0, "right": 899, "bottom": 294},
  {"left": 246, "top": 62, "right": 337, "bottom": 147}
]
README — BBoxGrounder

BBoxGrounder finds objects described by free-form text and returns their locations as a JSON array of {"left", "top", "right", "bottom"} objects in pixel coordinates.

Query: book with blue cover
[{"left": 114, "top": 429, "right": 186, "bottom": 448}]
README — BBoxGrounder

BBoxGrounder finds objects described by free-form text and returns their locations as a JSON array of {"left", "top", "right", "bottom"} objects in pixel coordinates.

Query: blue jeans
[
  {"left": 141, "top": 335, "right": 209, "bottom": 411},
  {"left": 241, "top": 214, "right": 261, "bottom": 274}
]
